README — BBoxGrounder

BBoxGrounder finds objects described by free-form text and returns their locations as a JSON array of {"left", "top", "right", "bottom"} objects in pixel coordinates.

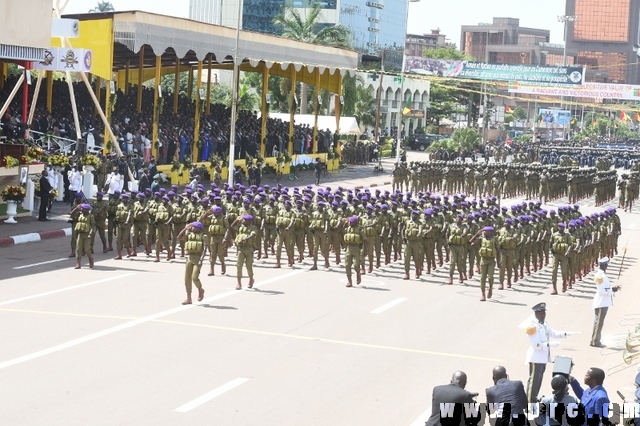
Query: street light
[
  {"left": 482, "top": 30, "right": 499, "bottom": 144},
  {"left": 557, "top": 15, "right": 577, "bottom": 139},
  {"left": 394, "top": 0, "right": 420, "bottom": 164}
]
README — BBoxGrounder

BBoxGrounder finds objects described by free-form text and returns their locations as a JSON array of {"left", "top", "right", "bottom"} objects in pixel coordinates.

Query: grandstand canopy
[{"left": 61, "top": 10, "right": 358, "bottom": 93}]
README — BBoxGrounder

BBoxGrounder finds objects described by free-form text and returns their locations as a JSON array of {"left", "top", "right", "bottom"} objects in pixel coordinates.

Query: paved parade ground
[{"left": 2, "top": 152, "right": 640, "bottom": 425}]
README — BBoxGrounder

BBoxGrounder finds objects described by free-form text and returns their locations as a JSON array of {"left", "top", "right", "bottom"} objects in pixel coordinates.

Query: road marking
[
  {"left": 13, "top": 258, "right": 68, "bottom": 270},
  {"left": 0, "top": 308, "right": 504, "bottom": 362},
  {"left": 0, "top": 268, "right": 308, "bottom": 371},
  {"left": 0, "top": 273, "right": 138, "bottom": 307},
  {"left": 174, "top": 378, "right": 249, "bottom": 412},
  {"left": 410, "top": 406, "right": 431, "bottom": 426},
  {"left": 371, "top": 298, "right": 407, "bottom": 314},
  {"left": 518, "top": 314, "right": 535, "bottom": 328}
]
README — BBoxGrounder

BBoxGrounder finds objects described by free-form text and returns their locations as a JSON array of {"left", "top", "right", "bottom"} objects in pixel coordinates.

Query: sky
[{"left": 65, "top": 0, "right": 569, "bottom": 46}]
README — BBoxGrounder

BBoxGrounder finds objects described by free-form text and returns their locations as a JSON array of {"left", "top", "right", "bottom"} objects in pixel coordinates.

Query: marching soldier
[
  {"left": 309, "top": 201, "right": 330, "bottom": 270},
  {"left": 343, "top": 215, "right": 365, "bottom": 287},
  {"left": 154, "top": 196, "right": 174, "bottom": 262},
  {"left": 72, "top": 203, "right": 95, "bottom": 269},
  {"left": 106, "top": 190, "right": 120, "bottom": 251},
  {"left": 402, "top": 210, "right": 424, "bottom": 280},
  {"left": 68, "top": 192, "right": 84, "bottom": 258},
  {"left": 114, "top": 193, "right": 133, "bottom": 260},
  {"left": 328, "top": 201, "right": 346, "bottom": 265},
  {"left": 447, "top": 214, "right": 468, "bottom": 284},
  {"left": 131, "top": 193, "right": 151, "bottom": 257},
  {"left": 170, "top": 193, "right": 188, "bottom": 258},
  {"left": 261, "top": 196, "right": 279, "bottom": 259},
  {"left": 471, "top": 226, "right": 501, "bottom": 301},
  {"left": 201, "top": 205, "right": 228, "bottom": 276},
  {"left": 176, "top": 221, "right": 207, "bottom": 305},
  {"left": 230, "top": 214, "right": 257, "bottom": 290},
  {"left": 550, "top": 222, "right": 571, "bottom": 294},
  {"left": 91, "top": 191, "right": 109, "bottom": 253},
  {"left": 275, "top": 200, "right": 295, "bottom": 268}
]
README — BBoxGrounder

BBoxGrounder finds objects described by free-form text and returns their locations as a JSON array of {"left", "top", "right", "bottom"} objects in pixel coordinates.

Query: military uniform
[
  {"left": 74, "top": 204, "right": 95, "bottom": 269},
  {"left": 180, "top": 222, "right": 206, "bottom": 305},
  {"left": 550, "top": 224, "right": 572, "bottom": 294},
  {"left": 343, "top": 217, "right": 365, "bottom": 286},
  {"left": 447, "top": 220, "right": 468, "bottom": 284},
  {"left": 154, "top": 198, "right": 174, "bottom": 261},
  {"left": 234, "top": 215, "right": 257, "bottom": 289},
  {"left": 91, "top": 193, "right": 109, "bottom": 253},
  {"left": 474, "top": 228, "right": 500, "bottom": 301},
  {"left": 114, "top": 195, "right": 133, "bottom": 259},
  {"left": 206, "top": 208, "right": 229, "bottom": 275},
  {"left": 309, "top": 203, "right": 329, "bottom": 269},
  {"left": 402, "top": 213, "right": 423, "bottom": 279},
  {"left": 275, "top": 204, "right": 295, "bottom": 267}
]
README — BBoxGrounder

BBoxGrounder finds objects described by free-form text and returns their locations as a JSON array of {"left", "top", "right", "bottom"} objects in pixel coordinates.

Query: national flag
[
  {"left": 619, "top": 110, "right": 631, "bottom": 121},
  {"left": 634, "top": 112, "right": 640, "bottom": 122},
  {"left": 402, "top": 99, "right": 412, "bottom": 116},
  {"left": 505, "top": 106, "right": 513, "bottom": 114}
]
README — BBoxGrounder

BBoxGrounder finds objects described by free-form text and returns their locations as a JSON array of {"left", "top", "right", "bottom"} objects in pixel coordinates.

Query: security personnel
[
  {"left": 170, "top": 193, "right": 188, "bottom": 258},
  {"left": 498, "top": 218, "right": 518, "bottom": 289},
  {"left": 402, "top": 210, "right": 424, "bottom": 280},
  {"left": 72, "top": 203, "right": 95, "bottom": 269},
  {"left": 68, "top": 192, "right": 84, "bottom": 258},
  {"left": 275, "top": 200, "right": 295, "bottom": 268},
  {"left": 261, "top": 196, "right": 278, "bottom": 259},
  {"left": 361, "top": 205, "right": 378, "bottom": 274},
  {"left": 328, "top": 201, "right": 345, "bottom": 265},
  {"left": 154, "top": 195, "right": 174, "bottom": 262},
  {"left": 201, "top": 205, "right": 228, "bottom": 276},
  {"left": 292, "top": 200, "right": 308, "bottom": 263},
  {"left": 147, "top": 192, "right": 161, "bottom": 246},
  {"left": 131, "top": 193, "right": 151, "bottom": 257},
  {"left": 422, "top": 208, "right": 437, "bottom": 274},
  {"left": 176, "top": 221, "right": 207, "bottom": 305},
  {"left": 231, "top": 214, "right": 257, "bottom": 290},
  {"left": 91, "top": 191, "right": 109, "bottom": 253},
  {"left": 106, "top": 190, "right": 120, "bottom": 251},
  {"left": 591, "top": 257, "right": 621, "bottom": 347},
  {"left": 309, "top": 201, "right": 330, "bottom": 270},
  {"left": 465, "top": 214, "right": 479, "bottom": 279},
  {"left": 550, "top": 222, "right": 572, "bottom": 294},
  {"left": 343, "top": 215, "right": 365, "bottom": 287},
  {"left": 471, "top": 226, "right": 501, "bottom": 301},
  {"left": 525, "top": 302, "right": 576, "bottom": 403},
  {"left": 114, "top": 193, "right": 133, "bottom": 259},
  {"left": 447, "top": 214, "right": 468, "bottom": 284}
]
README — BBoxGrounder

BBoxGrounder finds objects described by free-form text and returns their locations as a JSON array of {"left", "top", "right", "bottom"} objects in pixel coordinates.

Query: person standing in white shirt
[
  {"left": 591, "top": 257, "right": 622, "bottom": 348},
  {"left": 104, "top": 167, "right": 122, "bottom": 195},
  {"left": 68, "top": 166, "right": 83, "bottom": 200},
  {"left": 46, "top": 166, "right": 58, "bottom": 211},
  {"left": 86, "top": 128, "right": 96, "bottom": 152},
  {"left": 525, "top": 302, "right": 577, "bottom": 403}
]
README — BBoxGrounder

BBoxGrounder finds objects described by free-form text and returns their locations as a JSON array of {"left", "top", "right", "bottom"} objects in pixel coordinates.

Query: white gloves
[
  {"left": 564, "top": 331, "right": 580, "bottom": 336},
  {"left": 548, "top": 341, "right": 561, "bottom": 348}
]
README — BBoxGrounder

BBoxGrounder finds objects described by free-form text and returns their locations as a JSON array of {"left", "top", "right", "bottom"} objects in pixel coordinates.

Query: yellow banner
[{"left": 52, "top": 19, "right": 113, "bottom": 80}]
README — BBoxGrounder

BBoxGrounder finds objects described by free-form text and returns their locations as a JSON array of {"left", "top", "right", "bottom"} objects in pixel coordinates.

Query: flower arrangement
[
  {"left": 50, "top": 188, "right": 59, "bottom": 198},
  {"left": 171, "top": 160, "right": 181, "bottom": 172},
  {"left": 48, "top": 154, "right": 70, "bottom": 168},
  {"left": 1, "top": 185, "right": 27, "bottom": 203},
  {"left": 276, "top": 150, "right": 292, "bottom": 165},
  {"left": 82, "top": 154, "right": 101, "bottom": 167},
  {"left": 254, "top": 152, "right": 265, "bottom": 165},
  {"left": 182, "top": 158, "right": 193, "bottom": 170},
  {"left": 2, "top": 155, "right": 20, "bottom": 168},
  {"left": 26, "top": 146, "right": 44, "bottom": 160}
]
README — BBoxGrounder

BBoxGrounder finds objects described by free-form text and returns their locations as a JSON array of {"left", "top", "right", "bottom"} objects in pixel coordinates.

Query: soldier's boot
[
  {"left": 235, "top": 279, "right": 242, "bottom": 291},
  {"left": 89, "top": 258, "right": 94, "bottom": 269},
  {"left": 145, "top": 245, "right": 152, "bottom": 256},
  {"left": 197, "top": 287, "right": 205, "bottom": 301},
  {"left": 385, "top": 254, "right": 390, "bottom": 265},
  {"left": 74, "top": 260, "right": 81, "bottom": 269},
  {"left": 154, "top": 253, "right": 160, "bottom": 263},
  {"left": 180, "top": 248, "right": 185, "bottom": 257},
  {"left": 368, "top": 263, "right": 373, "bottom": 273},
  {"left": 248, "top": 277, "right": 255, "bottom": 289},
  {"left": 182, "top": 294, "right": 192, "bottom": 305},
  {"left": 416, "top": 268, "right": 421, "bottom": 279},
  {"left": 114, "top": 250, "right": 123, "bottom": 260},
  {"left": 513, "top": 271, "right": 518, "bottom": 283},
  {"left": 108, "top": 245, "right": 113, "bottom": 251},
  {"left": 298, "top": 253, "right": 304, "bottom": 263},
  {"left": 335, "top": 253, "right": 341, "bottom": 265},
  {"left": 263, "top": 245, "right": 269, "bottom": 259},
  {"left": 324, "top": 259, "right": 330, "bottom": 268},
  {"left": 166, "top": 250, "right": 173, "bottom": 261},
  {"left": 459, "top": 272, "right": 464, "bottom": 284},
  {"left": 445, "top": 253, "right": 450, "bottom": 263},
  {"left": 394, "top": 253, "right": 398, "bottom": 262},
  {"left": 288, "top": 256, "right": 294, "bottom": 267},
  {"left": 310, "top": 261, "right": 318, "bottom": 271},
  {"left": 403, "top": 272, "right": 410, "bottom": 280},
  {"left": 475, "top": 265, "right": 480, "bottom": 274},
  {"left": 426, "top": 263, "right": 431, "bottom": 274},
  {"left": 487, "top": 286, "right": 493, "bottom": 299},
  {"left": 221, "top": 261, "right": 226, "bottom": 275},
  {"left": 468, "top": 268, "right": 473, "bottom": 279},
  {"left": 480, "top": 290, "right": 486, "bottom": 302},
  {"left": 376, "top": 258, "right": 381, "bottom": 269},
  {"left": 69, "top": 249, "right": 76, "bottom": 258},
  {"left": 507, "top": 278, "right": 512, "bottom": 288},
  {"left": 562, "top": 280, "right": 567, "bottom": 293},
  {"left": 128, "top": 250, "right": 137, "bottom": 258},
  {"left": 209, "top": 265, "right": 215, "bottom": 276},
  {"left": 102, "top": 244, "right": 108, "bottom": 253},
  {"left": 361, "top": 264, "right": 366, "bottom": 275},
  {"left": 519, "top": 266, "right": 524, "bottom": 277},
  {"left": 526, "top": 264, "right": 531, "bottom": 276},
  {"left": 346, "top": 276, "right": 353, "bottom": 287},
  {"left": 448, "top": 276, "right": 453, "bottom": 285},
  {"left": 532, "top": 263, "right": 537, "bottom": 272}
]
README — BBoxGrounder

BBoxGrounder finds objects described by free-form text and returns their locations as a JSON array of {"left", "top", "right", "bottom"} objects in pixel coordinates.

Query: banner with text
[
  {"left": 509, "top": 82, "right": 640, "bottom": 100},
  {"left": 404, "top": 56, "right": 585, "bottom": 85}
]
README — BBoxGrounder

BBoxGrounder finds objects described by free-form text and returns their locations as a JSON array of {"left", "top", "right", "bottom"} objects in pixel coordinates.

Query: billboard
[
  {"left": 538, "top": 108, "right": 571, "bottom": 125},
  {"left": 509, "top": 82, "right": 640, "bottom": 100},
  {"left": 404, "top": 56, "right": 585, "bottom": 85}
]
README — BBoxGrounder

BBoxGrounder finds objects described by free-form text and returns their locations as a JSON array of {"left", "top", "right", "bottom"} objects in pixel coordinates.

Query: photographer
[{"left": 536, "top": 375, "right": 584, "bottom": 426}]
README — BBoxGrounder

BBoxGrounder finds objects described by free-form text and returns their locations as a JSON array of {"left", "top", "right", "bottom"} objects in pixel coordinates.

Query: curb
[
  {"left": 0, "top": 227, "right": 72, "bottom": 247},
  {"left": 353, "top": 181, "right": 392, "bottom": 190}
]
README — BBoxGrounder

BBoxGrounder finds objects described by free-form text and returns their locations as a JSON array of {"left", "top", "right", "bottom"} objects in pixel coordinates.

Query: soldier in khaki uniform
[
  {"left": 170, "top": 193, "right": 188, "bottom": 258},
  {"left": 471, "top": 226, "right": 501, "bottom": 301},
  {"left": 328, "top": 201, "right": 345, "bottom": 264},
  {"left": 309, "top": 201, "right": 330, "bottom": 270},
  {"left": 114, "top": 193, "right": 133, "bottom": 259},
  {"left": 68, "top": 192, "right": 84, "bottom": 258},
  {"left": 201, "top": 205, "right": 228, "bottom": 276},
  {"left": 447, "top": 214, "right": 468, "bottom": 284},
  {"left": 361, "top": 205, "right": 378, "bottom": 274},
  {"left": 261, "top": 196, "right": 279, "bottom": 258},
  {"left": 154, "top": 196, "right": 174, "bottom": 262},
  {"left": 106, "top": 190, "right": 120, "bottom": 251},
  {"left": 91, "top": 191, "right": 109, "bottom": 253},
  {"left": 550, "top": 222, "right": 571, "bottom": 294},
  {"left": 498, "top": 218, "right": 518, "bottom": 288},
  {"left": 176, "top": 221, "right": 207, "bottom": 305},
  {"left": 292, "top": 200, "right": 308, "bottom": 263},
  {"left": 131, "top": 193, "right": 151, "bottom": 257},
  {"left": 231, "top": 214, "right": 257, "bottom": 290},
  {"left": 73, "top": 203, "right": 95, "bottom": 269},
  {"left": 402, "top": 210, "right": 424, "bottom": 280},
  {"left": 343, "top": 215, "right": 365, "bottom": 287}
]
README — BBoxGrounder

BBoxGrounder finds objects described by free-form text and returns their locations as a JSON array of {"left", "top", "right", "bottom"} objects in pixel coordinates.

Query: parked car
[{"left": 408, "top": 133, "right": 444, "bottom": 151}]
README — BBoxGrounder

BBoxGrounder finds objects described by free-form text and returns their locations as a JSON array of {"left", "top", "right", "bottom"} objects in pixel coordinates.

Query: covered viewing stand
[{"left": 57, "top": 11, "right": 358, "bottom": 181}]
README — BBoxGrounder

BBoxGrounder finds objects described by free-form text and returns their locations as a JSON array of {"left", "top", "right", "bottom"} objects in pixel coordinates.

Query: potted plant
[
  {"left": 48, "top": 154, "right": 70, "bottom": 170},
  {"left": 1, "top": 155, "right": 20, "bottom": 168},
  {"left": 2, "top": 184, "right": 26, "bottom": 224},
  {"left": 81, "top": 154, "right": 100, "bottom": 171}
]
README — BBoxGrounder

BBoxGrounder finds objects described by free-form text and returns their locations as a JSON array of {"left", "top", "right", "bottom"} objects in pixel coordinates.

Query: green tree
[
  {"left": 422, "top": 47, "right": 474, "bottom": 61},
  {"left": 341, "top": 72, "right": 358, "bottom": 116},
  {"left": 89, "top": 1, "right": 115, "bottom": 12},
  {"left": 229, "top": 84, "right": 259, "bottom": 112},
  {"left": 353, "top": 84, "right": 376, "bottom": 130},
  {"left": 273, "top": 2, "right": 351, "bottom": 114},
  {"left": 427, "top": 81, "right": 460, "bottom": 126}
]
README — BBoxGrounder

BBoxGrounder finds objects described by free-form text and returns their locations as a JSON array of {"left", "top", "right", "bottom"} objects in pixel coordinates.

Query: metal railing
[{"left": 29, "top": 130, "right": 77, "bottom": 154}]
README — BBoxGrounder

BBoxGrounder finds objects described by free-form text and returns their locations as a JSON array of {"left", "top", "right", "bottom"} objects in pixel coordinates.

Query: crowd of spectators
[{"left": 0, "top": 76, "right": 335, "bottom": 164}]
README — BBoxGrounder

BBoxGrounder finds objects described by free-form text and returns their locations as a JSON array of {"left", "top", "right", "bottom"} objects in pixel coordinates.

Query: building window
[
  {"left": 573, "top": 0, "right": 630, "bottom": 42},
  {"left": 577, "top": 51, "right": 627, "bottom": 82}
]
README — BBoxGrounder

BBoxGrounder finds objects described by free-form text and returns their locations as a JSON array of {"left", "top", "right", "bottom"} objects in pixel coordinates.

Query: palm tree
[
  {"left": 225, "top": 84, "right": 259, "bottom": 112},
  {"left": 273, "top": 2, "right": 351, "bottom": 114},
  {"left": 354, "top": 85, "right": 376, "bottom": 130},
  {"left": 89, "top": 1, "right": 115, "bottom": 12}
]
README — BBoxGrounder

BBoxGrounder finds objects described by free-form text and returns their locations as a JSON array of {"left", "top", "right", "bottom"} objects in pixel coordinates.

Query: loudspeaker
[{"left": 76, "top": 140, "right": 87, "bottom": 157}]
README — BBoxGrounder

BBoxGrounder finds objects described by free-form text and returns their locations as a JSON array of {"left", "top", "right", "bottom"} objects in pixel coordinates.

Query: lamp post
[
  {"left": 482, "top": 30, "right": 499, "bottom": 144},
  {"left": 394, "top": 0, "right": 420, "bottom": 164},
  {"left": 558, "top": 14, "right": 577, "bottom": 139},
  {"left": 227, "top": 0, "right": 244, "bottom": 186}
]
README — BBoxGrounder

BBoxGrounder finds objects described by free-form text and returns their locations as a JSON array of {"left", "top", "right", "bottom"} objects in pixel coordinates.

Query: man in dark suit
[
  {"left": 426, "top": 371, "right": 481, "bottom": 426},
  {"left": 39, "top": 169, "right": 52, "bottom": 221},
  {"left": 486, "top": 366, "right": 528, "bottom": 426}
]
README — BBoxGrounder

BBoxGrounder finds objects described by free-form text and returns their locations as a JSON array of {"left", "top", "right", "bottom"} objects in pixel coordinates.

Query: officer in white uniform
[
  {"left": 591, "top": 257, "right": 621, "bottom": 348},
  {"left": 525, "top": 302, "right": 577, "bottom": 403}
]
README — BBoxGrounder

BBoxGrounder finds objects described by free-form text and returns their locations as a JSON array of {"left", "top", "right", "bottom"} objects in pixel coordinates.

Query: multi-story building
[
  {"left": 188, "top": 0, "right": 407, "bottom": 56},
  {"left": 565, "top": 0, "right": 640, "bottom": 84},
  {"left": 405, "top": 29, "right": 450, "bottom": 57},
  {"left": 460, "top": 17, "right": 576, "bottom": 66}
]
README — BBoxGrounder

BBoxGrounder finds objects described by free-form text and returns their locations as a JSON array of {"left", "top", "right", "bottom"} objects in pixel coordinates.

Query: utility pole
[{"left": 373, "top": 51, "right": 385, "bottom": 146}]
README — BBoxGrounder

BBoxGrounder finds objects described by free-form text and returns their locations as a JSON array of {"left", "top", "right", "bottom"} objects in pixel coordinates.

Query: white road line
[
  {"left": 0, "top": 268, "right": 308, "bottom": 371},
  {"left": 370, "top": 298, "right": 407, "bottom": 314},
  {"left": 518, "top": 314, "right": 535, "bottom": 328},
  {"left": 0, "top": 273, "right": 138, "bottom": 307},
  {"left": 409, "top": 406, "right": 431, "bottom": 426},
  {"left": 174, "top": 378, "right": 249, "bottom": 413},
  {"left": 13, "top": 258, "right": 68, "bottom": 270}
]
